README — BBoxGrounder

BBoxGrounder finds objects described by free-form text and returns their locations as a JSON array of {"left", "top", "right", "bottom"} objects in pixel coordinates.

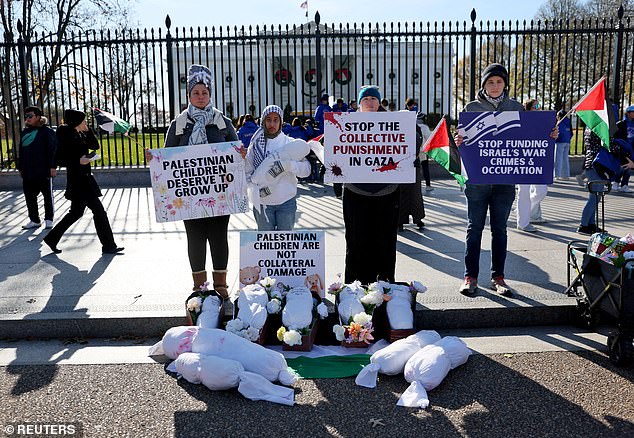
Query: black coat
[
  {"left": 55, "top": 125, "right": 102, "bottom": 201},
  {"left": 18, "top": 123, "right": 57, "bottom": 180}
]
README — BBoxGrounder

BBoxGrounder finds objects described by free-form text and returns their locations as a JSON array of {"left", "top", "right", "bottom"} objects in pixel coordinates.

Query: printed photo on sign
[
  {"left": 458, "top": 111, "right": 556, "bottom": 184},
  {"left": 239, "top": 231, "right": 326, "bottom": 298},
  {"left": 149, "top": 141, "right": 249, "bottom": 222},
  {"left": 323, "top": 111, "right": 416, "bottom": 183}
]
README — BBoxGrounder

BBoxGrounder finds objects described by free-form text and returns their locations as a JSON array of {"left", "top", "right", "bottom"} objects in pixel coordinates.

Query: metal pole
[
  {"left": 611, "top": 5, "right": 625, "bottom": 105},
  {"left": 469, "top": 9, "right": 477, "bottom": 101},
  {"left": 16, "top": 19, "right": 29, "bottom": 111},
  {"left": 315, "top": 11, "right": 322, "bottom": 98},
  {"left": 165, "top": 15, "right": 176, "bottom": 121}
]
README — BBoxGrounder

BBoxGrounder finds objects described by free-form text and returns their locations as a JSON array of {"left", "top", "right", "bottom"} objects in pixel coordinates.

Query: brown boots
[
  {"left": 191, "top": 270, "right": 229, "bottom": 300},
  {"left": 192, "top": 270, "right": 208, "bottom": 291},
  {"left": 212, "top": 270, "right": 229, "bottom": 300}
]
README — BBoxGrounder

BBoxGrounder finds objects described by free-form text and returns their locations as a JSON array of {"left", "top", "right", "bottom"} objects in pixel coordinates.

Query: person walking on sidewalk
[
  {"left": 343, "top": 85, "right": 400, "bottom": 284},
  {"left": 18, "top": 106, "right": 57, "bottom": 230},
  {"left": 454, "top": 64, "right": 556, "bottom": 297},
  {"left": 43, "top": 109, "right": 123, "bottom": 255},
  {"left": 160, "top": 64, "right": 239, "bottom": 299},
  {"left": 515, "top": 98, "right": 549, "bottom": 233}
]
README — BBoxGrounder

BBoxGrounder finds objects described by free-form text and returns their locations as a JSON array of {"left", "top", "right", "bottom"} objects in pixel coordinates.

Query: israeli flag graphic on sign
[{"left": 459, "top": 111, "right": 521, "bottom": 144}]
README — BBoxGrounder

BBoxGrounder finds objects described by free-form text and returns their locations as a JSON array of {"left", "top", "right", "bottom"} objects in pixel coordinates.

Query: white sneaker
[
  {"left": 517, "top": 224, "right": 538, "bottom": 233},
  {"left": 425, "top": 186, "right": 434, "bottom": 192},
  {"left": 611, "top": 182, "right": 619, "bottom": 192},
  {"left": 45, "top": 220, "right": 54, "bottom": 229},
  {"left": 22, "top": 221, "right": 41, "bottom": 229}
]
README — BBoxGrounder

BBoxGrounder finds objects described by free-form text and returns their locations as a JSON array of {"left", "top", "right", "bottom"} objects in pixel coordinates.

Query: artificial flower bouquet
[
  {"left": 226, "top": 277, "right": 286, "bottom": 344},
  {"left": 328, "top": 277, "right": 388, "bottom": 347},
  {"left": 185, "top": 282, "right": 223, "bottom": 328},
  {"left": 587, "top": 232, "right": 634, "bottom": 267},
  {"left": 276, "top": 286, "right": 329, "bottom": 351}
]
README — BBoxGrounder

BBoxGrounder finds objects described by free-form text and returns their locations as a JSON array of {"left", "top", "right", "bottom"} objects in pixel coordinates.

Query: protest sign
[
  {"left": 149, "top": 141, "right": 248, "bottom": 222},
  {"left": 323, "top": 111, "right": 416, "bottom": 183},
  {"left": 458, "top": 111, "right": 556, "bottom": 184},
  {"left": 239, "top": 231, "right": 326, "bottom": 298}
]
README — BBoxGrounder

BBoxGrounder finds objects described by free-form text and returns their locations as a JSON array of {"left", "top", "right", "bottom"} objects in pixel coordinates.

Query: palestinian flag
[
  {"left": 422, "top": 117, "right": 468, "bottom": 187},
  {"left": 307, "top": 133, "right": 325, "bottom": 164},
  {"left": 93, "top": 108, "right": 131, "bottom": 135},
  {"left": 572, "top": 77, "right": 616, "bottom": 149}
]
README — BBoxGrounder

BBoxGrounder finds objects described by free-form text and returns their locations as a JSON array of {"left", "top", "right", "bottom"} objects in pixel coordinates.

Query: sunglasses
[{"left": 24, "top": 113, "right": 36, "bottom": 119}]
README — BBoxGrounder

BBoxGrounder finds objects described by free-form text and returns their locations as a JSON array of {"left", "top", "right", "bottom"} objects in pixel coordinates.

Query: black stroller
[{"left": 565, "top": 180, "right": 634, "bottom": 366}]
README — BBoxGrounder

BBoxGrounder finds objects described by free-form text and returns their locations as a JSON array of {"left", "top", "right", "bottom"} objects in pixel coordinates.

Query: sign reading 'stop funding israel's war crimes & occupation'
[
  {"left": 149, "top": 141, "right": 249, "bottom": 222},
  {"left": 323, "top": 111, "right": 416, "bottom": 183},
  {"left": 458, "top": 111, "right": 556, "bottom": 184}
]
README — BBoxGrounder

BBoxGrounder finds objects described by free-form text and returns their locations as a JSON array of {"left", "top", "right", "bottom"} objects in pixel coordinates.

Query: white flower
[
  {"left": 349, "top": 280, "right": 364, "bottom": 293},
  {"left": 317, "top": 302, "right": 329, "bottom": 319},
  {"left": 352, "top": 312, "right": 372, "bottom": 326},
  {"left": 244, "top": 326, "right": 261, "bottom": 341},
  {"left": 283, "top": 329, "right": 302, "bottom": 346},
  {"left": 368, "top": 281, "right": 390, "bottom": 293},
  {"left": 333, "top": 325, "right": 346, "bottom": 341},
  {"left": 411, "top": 281, "right": 427, "bottom": 293},
  {"left": 226, "top": 318, "right": 244, "bottom": 333},
  {"left": 260, "top": 276, "right": 277, "bottom": 288},
  {"left": 361, "top": 290, "right": 384, "bottom": 306},
  {"left": 186, "top": 296, "right": 203, "bottom": 313},
  {"left": 266, "top": 298, "right": 282, "bottom": 314}
]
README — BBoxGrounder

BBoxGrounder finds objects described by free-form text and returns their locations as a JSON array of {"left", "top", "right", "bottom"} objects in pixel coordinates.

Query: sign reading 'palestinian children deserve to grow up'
[
  {"left": 323, "top": 111, "right": 416, "bottom": 183},
  {"left": 457, "top": 111, "right": 556, "bottom": 184},
  {"left": 239, "top": 231, "right": 326, "bottom": 298},
  {"left": 149, "top": 141, "right": 248, "bottom": 222}
]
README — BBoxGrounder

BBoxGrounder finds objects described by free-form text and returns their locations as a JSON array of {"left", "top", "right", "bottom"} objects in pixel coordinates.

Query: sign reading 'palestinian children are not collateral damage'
[
  {"left": 458, "top": 111, "right": 556, "bottom": 184},
  {"left": 239, "top": 231, "right": 326, "bottom": 298},
  {"left": 323, "top": 111, "right": 416, "bottom": 183},
  {"left": 149, "top": 142, "right": 249, "bottom": 222}
]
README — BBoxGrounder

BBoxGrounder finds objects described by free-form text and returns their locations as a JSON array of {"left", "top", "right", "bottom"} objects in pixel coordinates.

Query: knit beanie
[
  {"left": 64, "top": 109, "right": 86, "bottom": 128},
  {"left": 480, "top": 63, "right": 509, "bottom": 89},
  {"left": 358, "top": 85, "right": 382, "bottom": 103},
  {"left": 187, "top": 64, "right": 213, "bottom": 95}
]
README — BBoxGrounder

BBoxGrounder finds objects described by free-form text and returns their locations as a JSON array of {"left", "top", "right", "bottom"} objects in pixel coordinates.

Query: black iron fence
[{"left": 1, "top": 7, "right": 633, "bottom": 169}]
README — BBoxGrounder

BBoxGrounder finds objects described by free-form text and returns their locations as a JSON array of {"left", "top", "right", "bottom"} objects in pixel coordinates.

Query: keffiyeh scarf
[
  {"left": 250, "top": 105, "right": 284, "bottom": 169},
  {"left": 187, "top": 103, "right": 217, "bottom": 145}
]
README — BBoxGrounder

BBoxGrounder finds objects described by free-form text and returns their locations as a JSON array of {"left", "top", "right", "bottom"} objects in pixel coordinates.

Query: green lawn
[
  {"left": 1, "top": 129, "right": 588, "bottom": 169},
  {"left": 1, "top": 133, "right": 167, "bottom": 169}
]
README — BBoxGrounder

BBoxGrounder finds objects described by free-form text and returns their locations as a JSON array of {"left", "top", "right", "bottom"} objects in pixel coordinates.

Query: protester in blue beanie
[{"left": 342, "top": 85, "right": 400, "bottom": 284}]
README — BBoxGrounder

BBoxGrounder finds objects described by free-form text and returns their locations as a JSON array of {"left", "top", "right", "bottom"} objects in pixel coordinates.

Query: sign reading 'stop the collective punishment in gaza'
[
  {"left": 323, "top": 111, "right": 416, "bottom": 183},
  {"left": 148, "top": 141, "right": 248, "bottom": 222},
  {"left": 458, "top": 111, "right": 556, "bottom": 184}
]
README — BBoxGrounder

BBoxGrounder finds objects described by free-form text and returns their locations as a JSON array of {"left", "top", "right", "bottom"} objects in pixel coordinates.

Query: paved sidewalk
[{"left": 1, "top": 178, "right": 632, "bottom": 338}]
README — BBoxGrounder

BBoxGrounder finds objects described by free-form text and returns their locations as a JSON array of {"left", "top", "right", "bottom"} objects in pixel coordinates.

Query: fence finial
[
  {"left": 315, "top": 11, "right": 320, "bottom": 25},
  {"left": 618, "top": 4, "right": 624, "bottom": 19},
  {"left": 470, "top": 9, "right": 476, "bottom": 24},
  {"left": 16, "top": 19, "right": 23, "bottom": 34},
  {"left": 165, "top": 15, "right": 171, "bottom": 29}
]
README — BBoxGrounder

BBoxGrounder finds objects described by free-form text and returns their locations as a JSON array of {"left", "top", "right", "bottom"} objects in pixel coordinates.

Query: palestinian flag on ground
[
  {"left": 422, "top": 117, "right": 468, "bottom": 187},
  {"left": 93, "top": 108, "right": 131, "bottom": 135},
  {"left": 572, "top": 77, "right": 616, "bottom": 149}
]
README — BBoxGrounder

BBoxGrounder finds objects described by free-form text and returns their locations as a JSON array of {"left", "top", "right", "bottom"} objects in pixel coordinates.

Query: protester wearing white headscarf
[{"left": 244, "top": 104, "right": 311, "bottom": 230}]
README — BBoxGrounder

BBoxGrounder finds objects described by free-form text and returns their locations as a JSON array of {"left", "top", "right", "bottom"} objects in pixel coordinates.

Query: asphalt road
[{"left": 2, "top": 349, "right": 633, "bottom": 437}]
